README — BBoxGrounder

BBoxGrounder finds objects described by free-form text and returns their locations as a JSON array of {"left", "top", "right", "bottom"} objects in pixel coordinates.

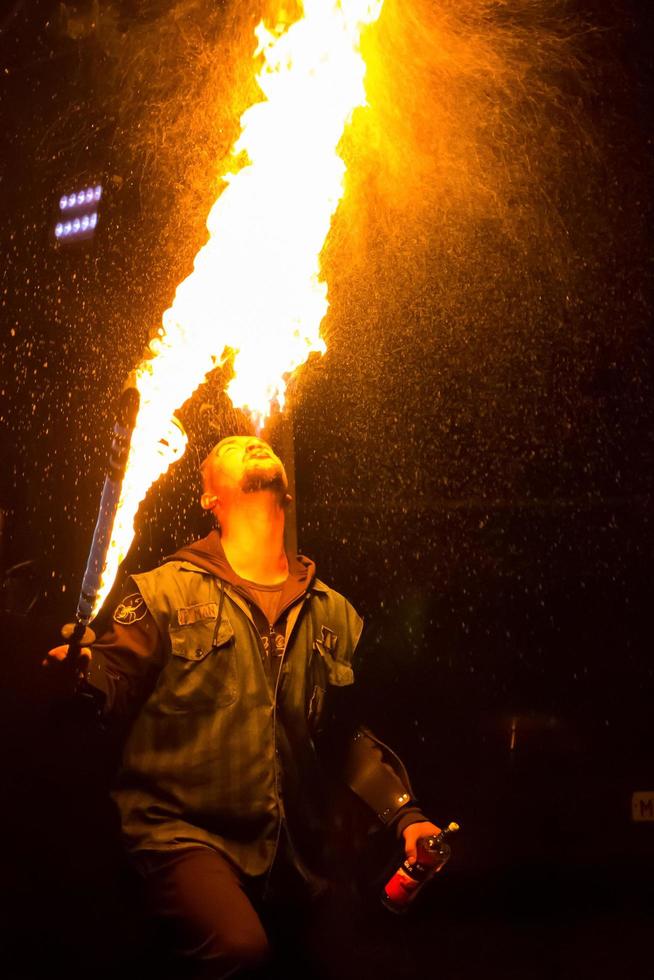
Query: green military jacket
[{"left": 112, "top": 556, "right": 373, "bottom": 878}]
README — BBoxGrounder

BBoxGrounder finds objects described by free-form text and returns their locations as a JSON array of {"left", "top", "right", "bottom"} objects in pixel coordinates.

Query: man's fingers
[
  {"left": 43, "top": 645, "right": 92, "bottom": 665},
  {"left": 45, "top": 645, "right": 69, "bottom": 662},
  {"left": 402, "top": 821, "right": 443, "bottom": 866},
  {"left": 404, "top": 828, "right": 419, "bottom": 865}
]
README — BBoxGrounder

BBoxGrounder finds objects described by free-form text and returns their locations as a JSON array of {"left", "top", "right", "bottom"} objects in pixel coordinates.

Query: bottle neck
[{"left": 425, "top": 823, "right": 459, "bottom": 851}]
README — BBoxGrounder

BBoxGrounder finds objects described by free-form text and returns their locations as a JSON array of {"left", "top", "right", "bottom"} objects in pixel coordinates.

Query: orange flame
[{"left": 92, "top": 0, "right": 383, "bottom": 617}]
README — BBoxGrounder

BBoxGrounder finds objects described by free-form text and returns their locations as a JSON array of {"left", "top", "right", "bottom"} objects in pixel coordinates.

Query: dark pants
[{"left": 137, "top": 846, "right": 328, "bottom": 980}]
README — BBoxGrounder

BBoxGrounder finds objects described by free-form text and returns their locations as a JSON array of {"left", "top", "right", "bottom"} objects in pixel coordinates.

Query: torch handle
[
  {"left": 60, "top": 620, "right": 97, "bottom": 674},
  {"left": 58, "top": 621, "right": 105, "bottom": 723}
]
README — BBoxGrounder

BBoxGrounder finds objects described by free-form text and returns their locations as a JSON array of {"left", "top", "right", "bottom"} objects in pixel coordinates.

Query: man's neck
[{"left": 220, "top": 491, "right": 288, "bottom": 585}]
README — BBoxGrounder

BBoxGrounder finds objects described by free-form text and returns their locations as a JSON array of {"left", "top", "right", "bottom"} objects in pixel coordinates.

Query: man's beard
[{"left": 240, "top": 462, "right": 286, "bottom": 497}]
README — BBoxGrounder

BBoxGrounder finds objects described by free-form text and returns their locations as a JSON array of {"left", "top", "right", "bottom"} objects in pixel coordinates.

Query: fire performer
[{"left": 47, "top": 434, "right": 442, "bottom": 977}]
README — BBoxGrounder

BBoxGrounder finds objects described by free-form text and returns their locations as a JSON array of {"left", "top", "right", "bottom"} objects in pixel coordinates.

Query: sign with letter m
[{"left": 632, "top": 792, "right": 654, "bottom": 822}]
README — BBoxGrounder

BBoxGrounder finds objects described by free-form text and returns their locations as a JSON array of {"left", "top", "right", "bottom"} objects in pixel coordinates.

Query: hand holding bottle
[
  {"left": 382, "top": 821, "right": 460, "bottom": 913},
  {"left": 401, "top": 820, "right": 442, "bottom": 866}
]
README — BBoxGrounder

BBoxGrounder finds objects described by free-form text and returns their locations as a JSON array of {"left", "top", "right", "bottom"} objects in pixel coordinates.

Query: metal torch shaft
[{"left": 63, "top": 384, "right": 140, "bottom": 670}]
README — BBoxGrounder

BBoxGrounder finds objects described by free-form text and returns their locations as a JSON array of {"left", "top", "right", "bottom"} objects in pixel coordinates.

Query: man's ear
[{"left": 201, "top": 492, "right": 219, "bottom": 512}]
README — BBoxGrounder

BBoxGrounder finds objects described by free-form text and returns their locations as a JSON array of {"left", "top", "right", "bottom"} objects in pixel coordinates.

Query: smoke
[
  {"left": 87, "top": 2, "right": 261, "bottom": 266},
  {"left": 339, "top": 0, "right": 597, "bottom": 273}
]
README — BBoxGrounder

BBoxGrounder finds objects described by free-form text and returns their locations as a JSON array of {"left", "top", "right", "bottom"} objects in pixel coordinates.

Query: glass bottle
[{"left": 381, "top": 821, "right": 460, "bottom": 913}]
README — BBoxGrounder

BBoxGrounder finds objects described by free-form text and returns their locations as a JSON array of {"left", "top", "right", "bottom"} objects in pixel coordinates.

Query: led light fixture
[
  {"left": 53, "top": 182, "right": 103, "bottom": 244},
  {"left": 54, "top": 211, "right": 99, "bottom": 241}
]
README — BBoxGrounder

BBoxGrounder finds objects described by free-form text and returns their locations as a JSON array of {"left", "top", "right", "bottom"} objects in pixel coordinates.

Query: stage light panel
[
  {"left": 53, "top": 212, "right": 98, "bottom": 241},
  {"left": 52, "top": 181, "right": 103, "bottom": 245}
]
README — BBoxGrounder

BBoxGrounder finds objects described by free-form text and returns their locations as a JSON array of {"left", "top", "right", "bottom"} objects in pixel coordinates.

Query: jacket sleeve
[
  {"left": 316, "top": 664, "right": 429, "bottom": 838},
  {"left": 339, "top": 725, "right": 429, "bottom": 838},
  {"left": 84, "top": 585, "right": 165, "bottom": 717}
]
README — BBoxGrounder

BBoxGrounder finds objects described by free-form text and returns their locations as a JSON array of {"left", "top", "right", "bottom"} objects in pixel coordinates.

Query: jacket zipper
[
  {"left": 221, "top": 585, "right": 309, "bottom": 898},
  {"left": 262, "top": 594, "right": 310, "bottom": 899},
  {"left": 262, "top": 621, "right": 286, "bottom": 900}
]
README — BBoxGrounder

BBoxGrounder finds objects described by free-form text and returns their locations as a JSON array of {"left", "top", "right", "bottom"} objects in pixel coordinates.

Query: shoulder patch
[{"left": 113, "top": 593, "right": 148, "bottom": 625}]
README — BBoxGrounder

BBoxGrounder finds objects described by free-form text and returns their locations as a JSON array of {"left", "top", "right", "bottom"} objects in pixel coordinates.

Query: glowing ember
[{"left": 92, "top": 0, "right": 383, "bottom": 617}]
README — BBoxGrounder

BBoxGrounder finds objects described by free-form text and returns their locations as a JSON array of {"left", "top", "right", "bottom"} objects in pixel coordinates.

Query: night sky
[{"left": 0, "top": 0, "right": 652, "bottom": 975}]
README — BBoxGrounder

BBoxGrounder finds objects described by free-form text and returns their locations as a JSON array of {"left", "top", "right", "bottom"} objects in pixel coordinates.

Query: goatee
[{"left": 241, "top": 468, "right": 286, "bottom": 497}]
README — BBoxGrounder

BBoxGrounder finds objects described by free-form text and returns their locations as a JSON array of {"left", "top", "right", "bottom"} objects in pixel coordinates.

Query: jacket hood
[{"left": 170, "top": 529, "right": 316, "bottom": 591}]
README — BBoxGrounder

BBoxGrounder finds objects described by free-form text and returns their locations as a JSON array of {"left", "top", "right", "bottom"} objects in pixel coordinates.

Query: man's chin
[{"left": 240, "top": 464, "right": 287, "bottom": 497}]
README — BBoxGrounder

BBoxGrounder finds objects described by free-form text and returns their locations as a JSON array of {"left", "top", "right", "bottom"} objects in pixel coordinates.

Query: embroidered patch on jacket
[
  {"left": 320, "top": 626, "right": 338, "bottom": 654},
  {"left": 113, "top": 593, "right": 147, "bottom": 625},
  {"left": 177, "top": 602, "right": 219, "bottom": 626},
  {"left": 262, "top": 631, "right": 286, "bottom": 657}
]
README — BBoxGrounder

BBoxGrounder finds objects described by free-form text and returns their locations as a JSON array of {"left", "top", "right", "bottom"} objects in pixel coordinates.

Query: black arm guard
[{"left": 341, "top": 725, "right": 417, "bottom": 826}]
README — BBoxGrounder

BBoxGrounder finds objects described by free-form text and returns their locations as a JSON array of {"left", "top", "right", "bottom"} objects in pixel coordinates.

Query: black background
[{"left": 0, "top": 1, "right": 652, "bottom": 977}]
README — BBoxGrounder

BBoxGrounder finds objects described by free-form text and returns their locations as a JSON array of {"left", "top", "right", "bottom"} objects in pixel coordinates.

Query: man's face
[{"left": 201, "top": 436, "right": 288, "bottom": 508}]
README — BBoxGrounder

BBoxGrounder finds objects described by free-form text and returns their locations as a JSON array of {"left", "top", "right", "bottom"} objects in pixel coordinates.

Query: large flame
[{"left": 92, "top": 0, "right": 383, "bottom": 616}]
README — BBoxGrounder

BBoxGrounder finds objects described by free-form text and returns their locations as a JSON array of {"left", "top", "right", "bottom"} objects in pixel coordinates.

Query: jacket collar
[{"left": 168, "top": 529, "right": 325, "bottom": 615}]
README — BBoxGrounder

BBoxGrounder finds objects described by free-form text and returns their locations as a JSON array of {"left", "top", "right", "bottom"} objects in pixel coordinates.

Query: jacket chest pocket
[
  {"left": 307, "top": 632, "right": 354, "bottom": 734},
  {"left": 158, "top": 616, "right": 237, "bottom": 713}
]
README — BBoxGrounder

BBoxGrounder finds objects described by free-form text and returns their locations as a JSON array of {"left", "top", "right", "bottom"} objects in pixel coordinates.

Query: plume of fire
[{"left": 89, "top": 0, "right": 383, "bottom": 619}]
